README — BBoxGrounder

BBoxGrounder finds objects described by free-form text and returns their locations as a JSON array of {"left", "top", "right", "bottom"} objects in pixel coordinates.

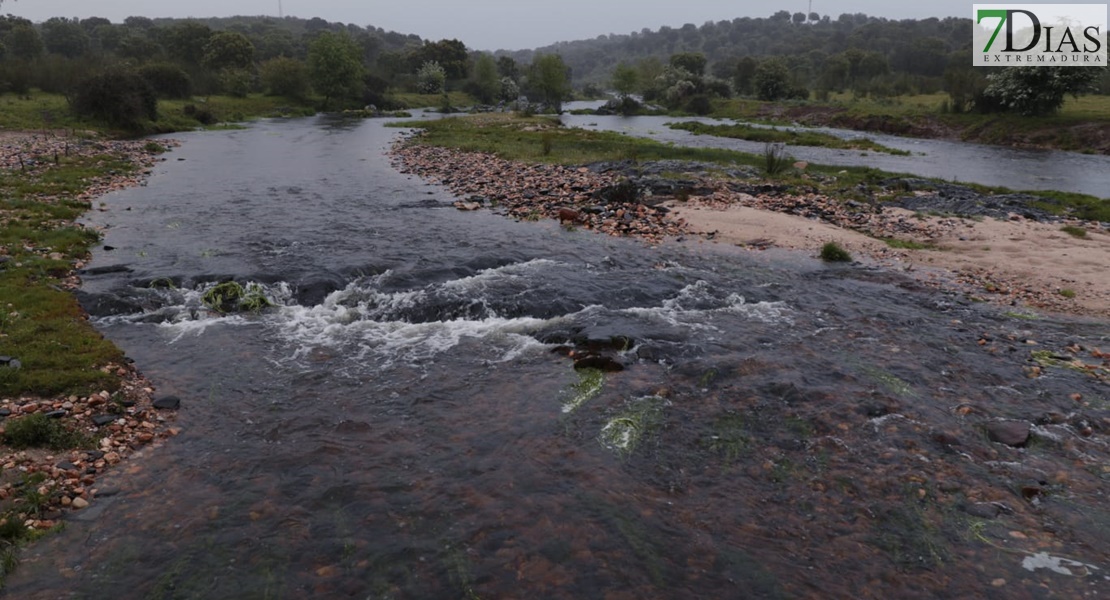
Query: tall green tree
[
  {"left": 528, "top": 54, "right": 572, "bottom": 112},
  {"left": 5, "top": 23, "right": 42, "bottom": 60},
  {"left": 669, "top": 52, "right": 706, "bottom": 77},
  {"left": 202, "top": 31, "right": 254, "bottom": 71},
  {"left": 752, "top": 57, "right": 792, "bottom": 101},
  {"left": 307, "top": 31, "right": 365, "bottom": 109},
  {"left": 408, "top": 39, "right": 469, "bottom": 81},
  {"left": 611, "top": 62, "right": 639, "bottom": 98},
  {"left": 163, "top": 21, "right": 212, "bottom": 66},
  {"left": 469, "top": 53, "right": 499, "bottom": 103},
  {"left": 260, "top": 57, "right": 310, "bottom": 99},
  {"left": 979, "top": 67, "right": 1101, "bottom": 116},
  {"left": 41, "top": 17, "right": 89, "bottom": 58}
]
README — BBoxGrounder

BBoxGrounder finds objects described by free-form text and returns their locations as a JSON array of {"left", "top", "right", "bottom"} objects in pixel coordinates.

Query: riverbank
[
  {"left": 714, "top": 94, "right": 1110, "bottom": 155},
  {"left": 392, "top": 139, "right": 1109, "bottom": 319},
  {"left": 0, "top": 131, "right": 179, "bottom": 567}
]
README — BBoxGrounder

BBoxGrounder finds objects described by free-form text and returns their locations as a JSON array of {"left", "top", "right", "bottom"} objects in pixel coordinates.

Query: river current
[{"left": 5, "top": 116, "right": 1108, "bottom": 599}]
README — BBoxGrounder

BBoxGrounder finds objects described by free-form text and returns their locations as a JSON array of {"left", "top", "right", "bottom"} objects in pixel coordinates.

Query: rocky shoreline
[
  {"left": 0, "top": 131, "right": 180, "bottom": 533},
  {"left": 391, "top": 137, "right": 1108, "bottom": 317}
]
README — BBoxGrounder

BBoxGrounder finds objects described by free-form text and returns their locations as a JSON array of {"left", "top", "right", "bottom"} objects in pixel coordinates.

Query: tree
[
  {"left": 527, "top": 54, "right": 572, "bottom": 112},
  {"left": 468, "top": 53, "right": 499, "bottom": 103},
  {"left": 163, "top": 21, "right": 212, "bottom": 66},
  {"left": 71, "top": 68, "right": 157, "bottom": 130},
  {"left": 416, "top": 60, "right": 446, "bottom": 94},
  {"left": 752, "top": 58, "right": 792, "bottom": 101},
  {"left": 41, "top": 17, "right": 89, "bottom": 58},
  {"left": 611, "top": 62, "right": 639, "bottom": 98},
  {"left": 497, "top": 56, "right": 518, "bottom": 81},
  {"left": 979, "top": 67, "right": 1101, "bottom": 116},
  {"left": 202, "top": 31, "right": 254, "bottom": 71},
  {"left": 5, "top": 23, "right": 42, "bottom": 59},
  {"left": 307, "top": 31, "right": 364, "bottom": 108},
  {"left": 138, "top": 63, "right": 193, "bottom": 98},
  {"left": 408, "top": 39, "right": 469, "bottom": 81},
  {"left": 669, "top": 52, "right": 707, "bottom": 77},
  {"left": 733, "top": 56, "right": 758, "bottom": 95},
  {"left": 793, "top": 12, "right": 807, "bottom": 25},
  {"left": 260, "top": 57, "right": 309, "bottom": 99}
]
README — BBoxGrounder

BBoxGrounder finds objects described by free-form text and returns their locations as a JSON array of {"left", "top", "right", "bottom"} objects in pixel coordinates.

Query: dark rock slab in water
[
  {"left": 573, "top": 354, "right": 624, "bottom": 372},
  {"left": 964, "top": 502, "right": 1003, "bottom": 519},
  {"left": 986, "top": 420, "right": 1032, "bottom": 447},
  {"left": 153, "top": 396, "right": 181, "bottom": 410},
  {"left": 74, "top": 290, "right": 145, "bottom": 317},
  {"left": 78, "top": 264, "right": 134, "bottom": 276}
]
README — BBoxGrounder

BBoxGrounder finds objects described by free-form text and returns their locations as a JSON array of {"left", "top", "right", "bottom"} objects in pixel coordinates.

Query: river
[
  {"left": 5, "top": 116, "right": 1108, "bottom": 599},
  {"left": 562, "top": 101, "right": 1110, "bottom": 197}
]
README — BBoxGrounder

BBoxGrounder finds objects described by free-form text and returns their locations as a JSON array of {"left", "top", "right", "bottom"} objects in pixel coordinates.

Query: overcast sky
[{"left": 2, "top": 0, "right": 1092, "bottom": 50}]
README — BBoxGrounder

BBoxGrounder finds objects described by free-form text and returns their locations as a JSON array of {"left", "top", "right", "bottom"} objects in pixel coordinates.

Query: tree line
[
  {"left": 0, "top": 10, "right": 1106, "bottom": 129},
  {"left": 0, "top": 13, "right": 574, "bottom": 128}
]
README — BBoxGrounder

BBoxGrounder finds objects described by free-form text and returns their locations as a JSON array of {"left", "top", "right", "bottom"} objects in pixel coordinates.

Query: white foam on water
[
  {"left": 1022, "top": 552, "right": 1101, "bottom": 577},
  {"left": 274, "top": 272, "right": 565, "bottom": 366},
  {"left": 622, "top": 281, "right": 793, "bottom": 329}
]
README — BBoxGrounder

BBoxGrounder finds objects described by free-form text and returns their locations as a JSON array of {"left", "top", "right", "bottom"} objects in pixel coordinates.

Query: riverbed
[{"left": 5, "top": 116, "right": 1108, "bottom": 599}]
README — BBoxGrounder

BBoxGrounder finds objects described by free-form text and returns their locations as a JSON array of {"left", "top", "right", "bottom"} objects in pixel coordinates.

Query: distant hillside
[{"left": 504, "top": 11, "right": 970, "bottom": 87}]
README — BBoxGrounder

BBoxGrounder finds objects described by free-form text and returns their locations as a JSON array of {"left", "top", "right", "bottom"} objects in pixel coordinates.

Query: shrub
[
  {"left": 183, "top": 103, "right": 217, "bottom": 125},
  {"left": 684, "top": 94, "right": 713, "bottom": 115},
  {"left": 763, "top": 142, "right": 791, "bottom": 175},
  {"left": 416, "top": 60, "right": 446, "bottom": 94},
  {"left": 70, "top": 68, "right": 157, "bottom": 130},
  {"left": 138, "top": 63, "right": 193, "bottom": 99},
  {"left": 820, "top": 242, "right": 853, "bottom": 262},
  {"left": 260, "top": 56, "right": 309, "bottom": 99}
]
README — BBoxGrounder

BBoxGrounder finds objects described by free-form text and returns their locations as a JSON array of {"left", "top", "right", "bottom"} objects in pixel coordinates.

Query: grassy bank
[
  {"left": 0, "top": 91, "right": 318, "bottom": 136},
  {"left": 0, "top": 152, "right": 151, "bottom": 395},
  {"left": 397, "top": 112, "right": 1109, "bottom": 221},
  {"left": 708, "top": 93, "right": 1110, "bottom": 154},
  {"left": 666, "top": 121, "right": 911, "bottom": 155}
]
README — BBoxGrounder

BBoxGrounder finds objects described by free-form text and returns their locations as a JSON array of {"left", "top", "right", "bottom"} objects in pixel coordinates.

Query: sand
[{"left": 668, "top": 202, "right": 1110, "bottom": 318}]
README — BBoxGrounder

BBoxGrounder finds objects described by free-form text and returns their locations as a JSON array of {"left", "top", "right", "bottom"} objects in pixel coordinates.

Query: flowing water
[
  {"left": 562, "top": 102, "right": 1110, "bottom": 197},
  {"left": 5, "top": 117, "right": 1109, "bottom": 599}
]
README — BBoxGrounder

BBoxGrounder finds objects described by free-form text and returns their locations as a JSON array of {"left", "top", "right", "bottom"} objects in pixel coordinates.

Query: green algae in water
[
  {"left": 704, "top": 411, "right": 750, "bottom": 464},
  {"left": 859, "top": 366, "right": 916, "bottom": 398},
  {"left": 599, "top": 395, "right": 668, "bottom": 457},
  {"left": 561, "top": 368, "right": 604, "bottom": 413}
]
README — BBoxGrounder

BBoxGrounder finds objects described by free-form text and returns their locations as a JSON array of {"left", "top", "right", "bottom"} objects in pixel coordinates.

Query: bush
[
  {"left": 684, "top": 94, "right": 713, "bottom": 115},
  {"left": 763, "top": 142, "right": 791, "bottom": 175},
  {"left": 138, "top": 63, "right": 193, "bottom": 98},
  {"left": 183, "top": 103, "right": 217, "bottom": 125},
  {"left": 70, "top": 68, "right": 157, "bottom": 130},
  {"left": 260, "top": 57, "right": 309, "bottom": 99},
  {"left": 820, "top": 242, "right": 853, "bottom": 262}
]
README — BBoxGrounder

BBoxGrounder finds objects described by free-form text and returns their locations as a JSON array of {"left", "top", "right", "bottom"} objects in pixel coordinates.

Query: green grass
[
  {"left": 0, "top": 90, "right": 318, "bottom": 136},
  {"left": 1061, "top": 225, "right": 1088, "bottom": 238},
  {"left": 0, "top": 154, "right": 136, "bottom": 397},
  {"left": 398, "top": 113, "right": 1110, "bottom": 221},
  {"left": 668, "top": 121, "right": 910, "bottom": 155},
  {"left": 709, "top": 93, "right": 1110, "bottom": 155},
  {"left": 1, "top": 412, "right": 92, "bottom": 450}
]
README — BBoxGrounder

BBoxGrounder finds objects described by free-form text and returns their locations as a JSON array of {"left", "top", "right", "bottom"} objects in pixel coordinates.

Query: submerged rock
[{"left": 986, "top": 420, "right": 1032, "bottom": 447}]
